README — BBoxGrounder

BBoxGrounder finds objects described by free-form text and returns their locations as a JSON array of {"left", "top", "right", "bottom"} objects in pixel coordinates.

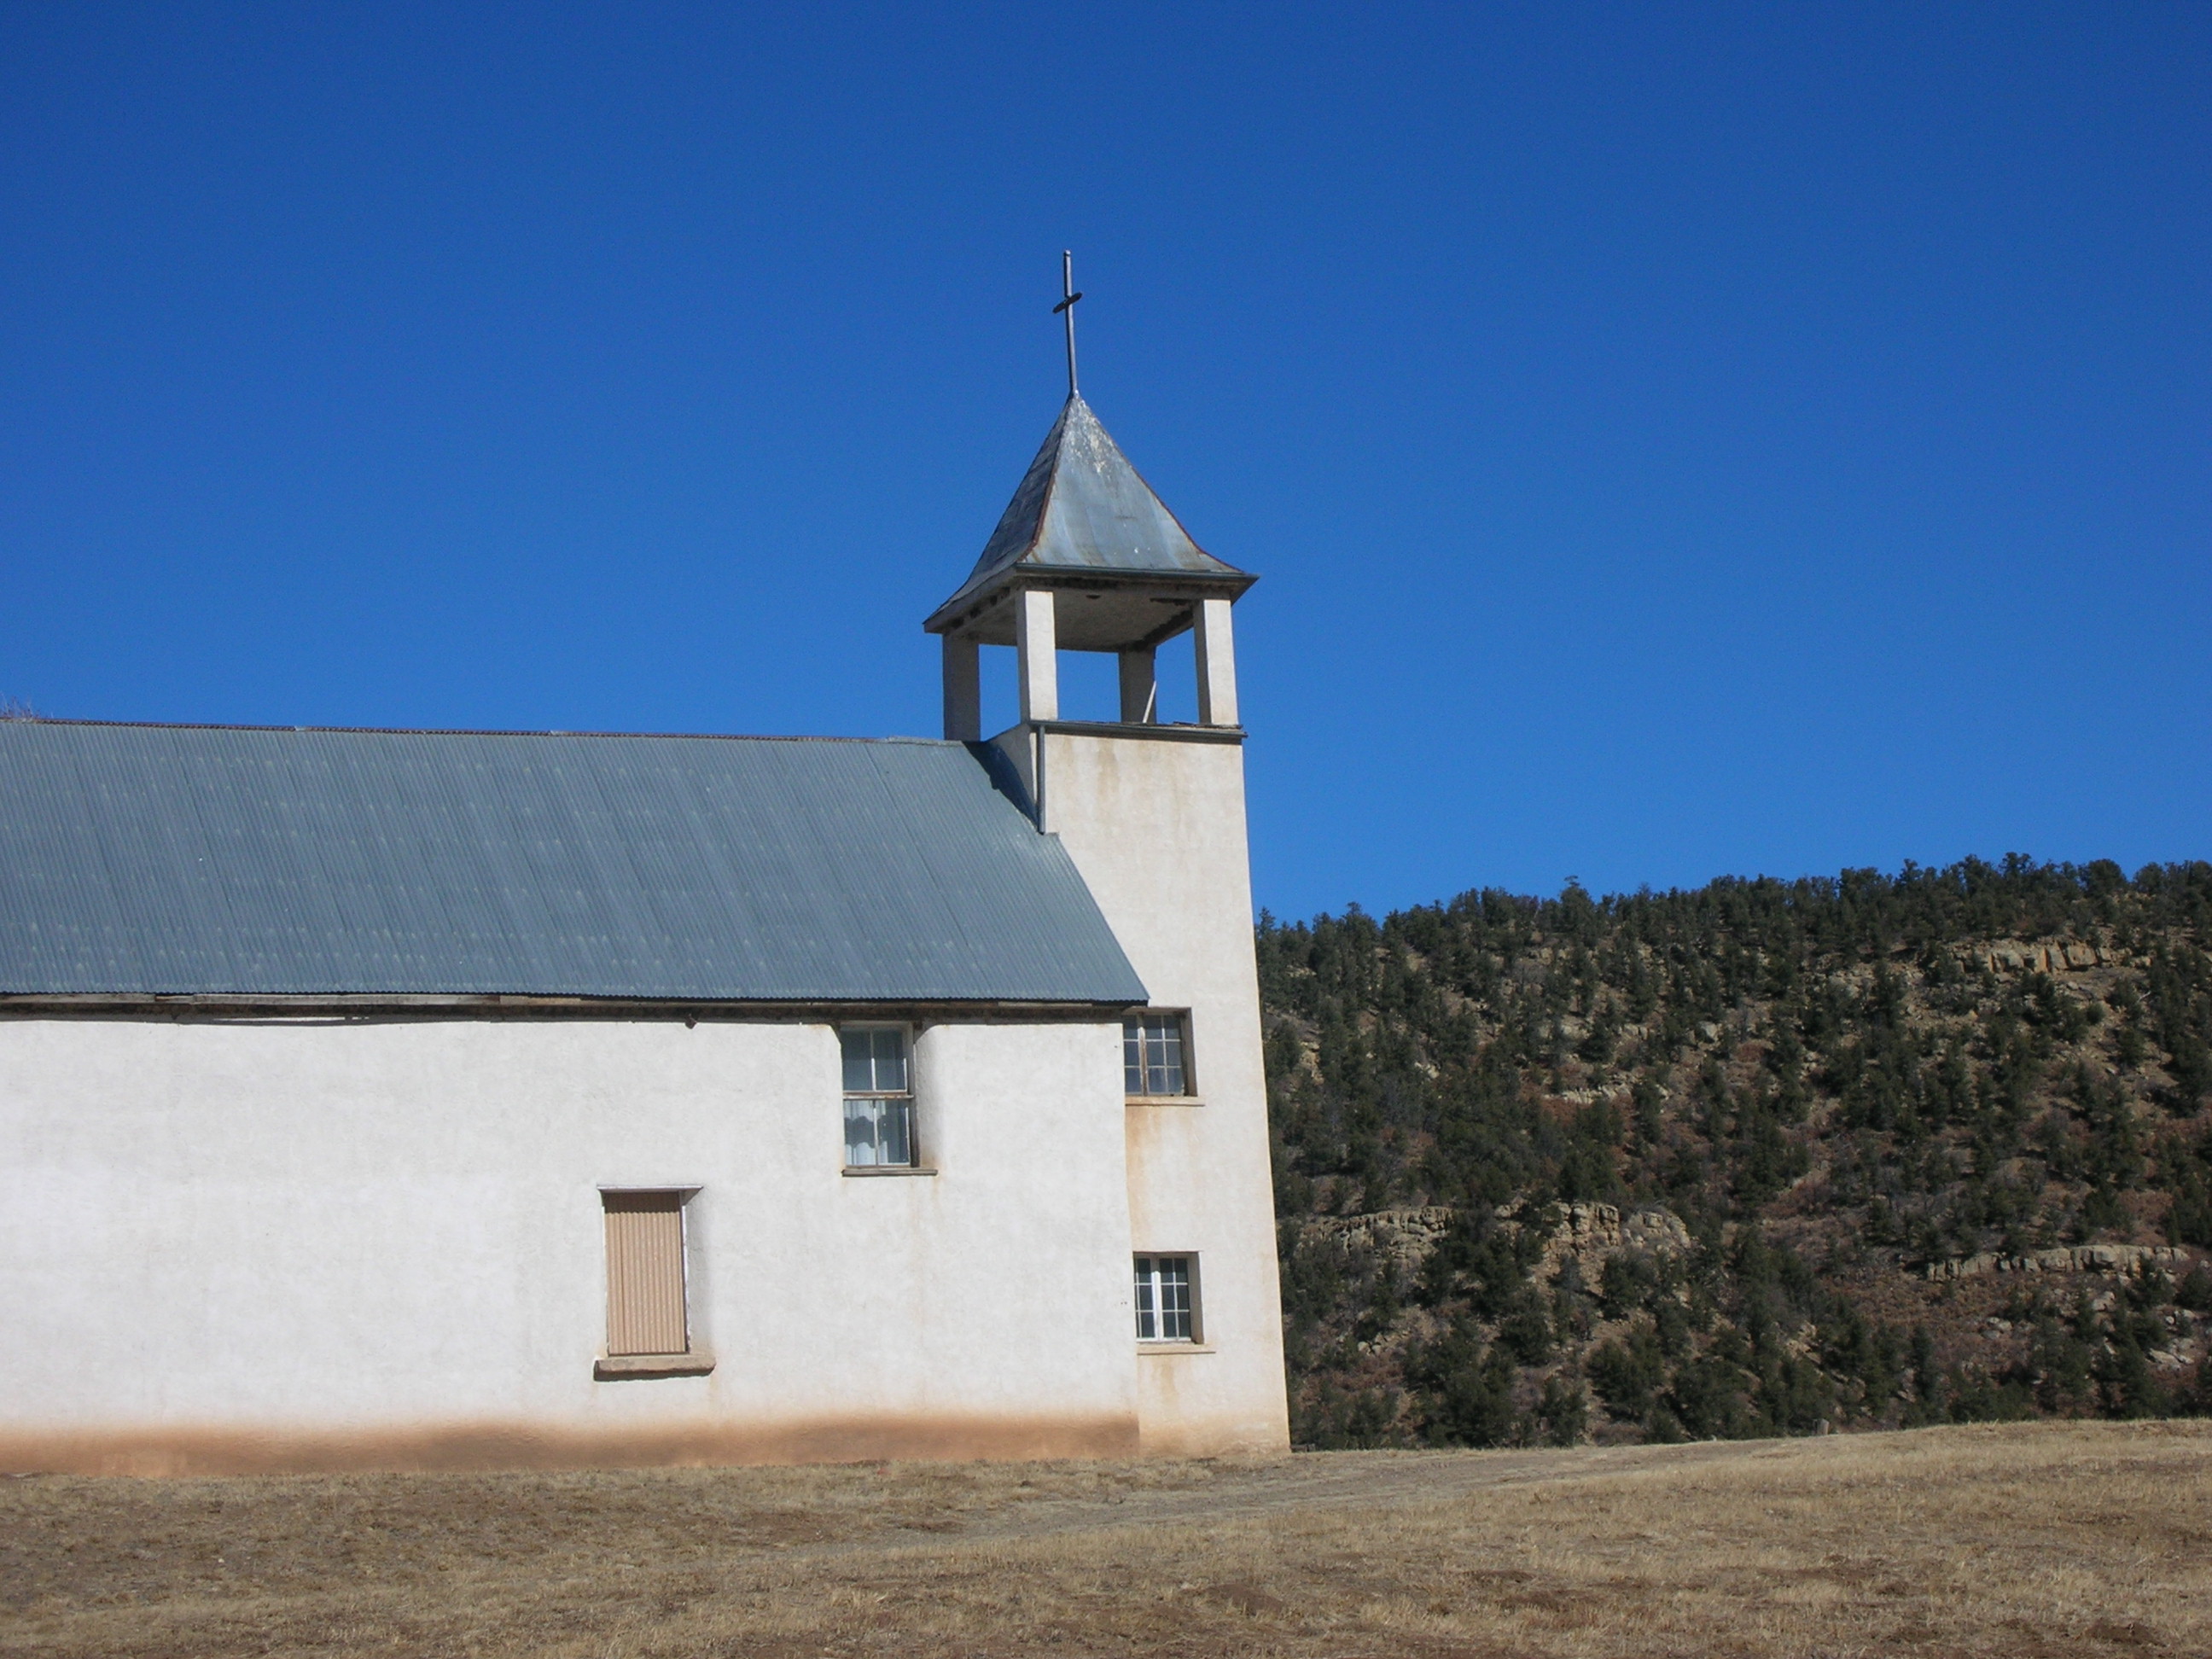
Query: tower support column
[
  {"left": 1118, "top": 647, "right": 1157, "bottom": 724},
  {"left": 1194, "top": 598, "right": 1239, "bottom": 727},
  {"left": 1016, "top": 589, "right": 1059, "bottom": 724},
  {"left": 941, "top": 636, "right": 981, "bottom": 742}
]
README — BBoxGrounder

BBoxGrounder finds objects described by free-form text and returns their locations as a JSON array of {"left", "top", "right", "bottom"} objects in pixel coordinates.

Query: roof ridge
[{"left": 0, "top": 718, "right": 962, "bottom": 746}]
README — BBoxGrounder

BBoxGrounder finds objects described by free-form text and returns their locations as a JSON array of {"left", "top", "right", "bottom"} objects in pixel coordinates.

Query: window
[
  {"left": 1134, "top": 1254, "right": 1197, "bottom": 1342},
  {"left": 842, "top": 1027, "right": 914, "bottom": 1167},
  {"left": 1124, "top": 1013, "right": 1190, "bottom": 1097},
  {"left": 602, "top": 1190, "right": 692, "bottom": 1358}
]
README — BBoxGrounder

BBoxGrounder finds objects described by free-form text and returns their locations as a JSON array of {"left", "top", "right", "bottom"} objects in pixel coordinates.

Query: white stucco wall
[
  {"left": 1033, "top": 727, "right": 1293, "bottom": 1454},
  {"left": 0, "top": 1015, "right": 1139, "bottom": 1473}
]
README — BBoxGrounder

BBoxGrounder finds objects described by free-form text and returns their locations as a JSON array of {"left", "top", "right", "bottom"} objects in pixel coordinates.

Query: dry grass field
[{"left": 3, "top": 1420, "right": 2209, "bottom": 1657}]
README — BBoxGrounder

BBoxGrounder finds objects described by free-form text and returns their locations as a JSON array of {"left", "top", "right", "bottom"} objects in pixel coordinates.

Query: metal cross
[{"left": 1052, "top": 250, "right": 1083, "bottom": 399}]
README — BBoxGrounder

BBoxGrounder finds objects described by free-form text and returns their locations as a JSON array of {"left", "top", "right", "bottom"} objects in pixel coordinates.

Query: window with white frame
[
  {"left": 841, "top": 1027, "right": 914, "bottom": 1167},
  {"left": 1134, "top": 1254, "right": 1196, "bottom": 1342},
  {"left": 1124, "top": 1012, "right": 1190, "bottom": 1097}
]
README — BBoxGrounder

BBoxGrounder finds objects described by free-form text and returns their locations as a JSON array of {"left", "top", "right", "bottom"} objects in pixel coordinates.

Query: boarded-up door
[{"left": 602, "top": 1191, "right": 689, "bottom": 1356}]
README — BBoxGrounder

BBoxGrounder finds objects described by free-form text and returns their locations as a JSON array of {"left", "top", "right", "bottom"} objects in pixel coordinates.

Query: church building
[{"left": 0, "top": 355, "right": 1290, "bottom": 1472}]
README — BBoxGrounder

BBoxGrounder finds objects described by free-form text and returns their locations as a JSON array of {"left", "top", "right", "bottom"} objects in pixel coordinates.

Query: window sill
[
  {"left": 1137, "top": 1342, "right": 1216, "bottom": 1355},
  {"left": 594, "top": 1352, "right": 716, "bottom": 1380},
  {"left": 842, "top": 1164, "right": 939, "bottom": 1178},
  {"left": 1126, "top": 1096, "right": 1205, "bottom": 1108}
]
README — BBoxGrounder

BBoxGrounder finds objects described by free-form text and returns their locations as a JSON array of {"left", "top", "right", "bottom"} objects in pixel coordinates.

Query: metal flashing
[
  {"left": 1026, "top": 719, "right": 1247, "bottom": 745},
  {"left": 925, "top": 395, "right": 1253, "bottom": 636}
]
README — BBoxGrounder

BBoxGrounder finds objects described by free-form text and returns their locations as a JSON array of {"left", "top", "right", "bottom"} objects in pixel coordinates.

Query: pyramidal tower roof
[{"left": 925, "top": 393, "right": 1251, "bottom": 637}]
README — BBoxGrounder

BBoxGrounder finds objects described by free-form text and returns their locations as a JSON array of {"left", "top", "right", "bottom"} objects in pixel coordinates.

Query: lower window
[
  {"left": 602, "top": 1190, "right": 693, "bottom": 1357},
  {"left": 1134, "top": 1254, "right": 1197, "bottom": 1342}
]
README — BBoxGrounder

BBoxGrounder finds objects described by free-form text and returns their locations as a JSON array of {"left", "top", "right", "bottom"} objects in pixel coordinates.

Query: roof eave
[
  {"left": 0, "top": 992, "right": 1150, "bottom": 1018},
  {"left": 924, "top": 563, "right": 1257, "bottom": 638}
]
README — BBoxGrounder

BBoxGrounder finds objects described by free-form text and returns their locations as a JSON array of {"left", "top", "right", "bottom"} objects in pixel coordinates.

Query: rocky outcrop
[
  {"left": 1975, "top": 938, "right": 2108, "bottom": 975},
  {"left": 1301, "top": 1207, "right": 1456, "bottom": 1267},
  {"left": 1924, "top": 1243, "right": 2187, "bottom": 1282},
  {"left": 1523, "top": 1202, "right": 1693, "bottom": 1286},
  {"left": 1302, "top": 1202, "right": 1695, "bottom": 1284}
]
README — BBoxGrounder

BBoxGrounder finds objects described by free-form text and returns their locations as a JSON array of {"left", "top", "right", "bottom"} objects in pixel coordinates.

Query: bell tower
[
  {"left": 925, "top": 250, "right": 1254, "bottom": 774},
  {"left": 923, "top": 265, "right": 1288, "bottom": 1454},
  {"left": 923, "top": 390, "right": 1255, "bottom": 754}
]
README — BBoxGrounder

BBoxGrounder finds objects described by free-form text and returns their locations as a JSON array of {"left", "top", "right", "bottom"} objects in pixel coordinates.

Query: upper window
[
  {"left": 1134, "top": 1254, "right": 1196, "bottom": 1342},
  {"left": 841, "top": 1027, "right": 914, "bottom": 1167},
  {"left": 1124, "top": 1013, "right": 1190, "bottom": 1097}
]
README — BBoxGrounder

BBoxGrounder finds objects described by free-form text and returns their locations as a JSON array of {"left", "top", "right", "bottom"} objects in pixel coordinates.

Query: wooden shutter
[{"left": 602, "top": 1191, "right": 689, "bottom": 1357}]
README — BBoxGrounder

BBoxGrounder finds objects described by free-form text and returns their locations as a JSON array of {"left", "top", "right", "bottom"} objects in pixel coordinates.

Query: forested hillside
[{"left": 1258, "top": 858, "right": 2212, "bottom": 1447}]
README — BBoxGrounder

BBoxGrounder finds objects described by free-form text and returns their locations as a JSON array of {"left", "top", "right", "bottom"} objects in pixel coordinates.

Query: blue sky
[{"left": 0, "top": 4, "right": 2204, "bottom": 921}]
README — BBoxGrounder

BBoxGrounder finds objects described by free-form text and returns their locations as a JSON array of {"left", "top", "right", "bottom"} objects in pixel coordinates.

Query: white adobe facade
[{"left": 0, "top": 390, "right": 1289, "bottom": 1474}]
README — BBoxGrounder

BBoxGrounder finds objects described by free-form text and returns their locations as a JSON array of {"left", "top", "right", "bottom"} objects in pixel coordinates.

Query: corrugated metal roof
[
  {"left": 930, "top": 395, "right": 1248, "bottom": 622},
  {"left": 0, "top": 721, "right": 1148, "bottom": 1004}
]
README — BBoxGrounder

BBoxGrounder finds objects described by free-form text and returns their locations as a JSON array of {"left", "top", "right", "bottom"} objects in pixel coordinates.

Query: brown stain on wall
[
  {"left": 1136, "top": 1415, "right": 1285, "bottom": 1458},
  {"left": 0, "top": 1411, "right": 1141, "bottom": 1478}
]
